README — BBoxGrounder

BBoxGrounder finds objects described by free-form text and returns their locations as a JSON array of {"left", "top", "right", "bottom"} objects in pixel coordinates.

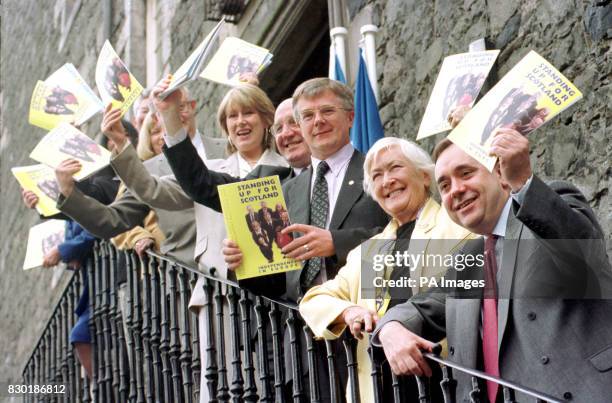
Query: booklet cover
[
  {"left": 417, "top": 50, "right": 499, "bottom": 139},
  {"left": 200, "top": 37, "right": 273, "bottom": 86},
  {"left": 218, "top": 176, "right": 301, "bottom": 280},
  {"left": 23, "top": 219, "right": 66, "bottom": 270},
  {"left": 448, "top": 50, "right": 583, "bottom": 171},
  {"left": 95, "top": 40, "right": 143, "bottom": 115},
  {"left": 160, "top": 19, "right": 225, "bottom": 99},
  {"left": 29, "top": 122, "right": 111, "bottom": 181},
  {"left": 29, "top": 63, "right": 104, "bottom": 130},
  {"left": 12, "top": 164, "right": 61, "bottom": 217}
]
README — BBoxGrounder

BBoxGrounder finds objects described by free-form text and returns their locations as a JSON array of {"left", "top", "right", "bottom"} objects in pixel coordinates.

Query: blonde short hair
[{"left": 217, "top": 84, "right": 275, "bottom": 154}]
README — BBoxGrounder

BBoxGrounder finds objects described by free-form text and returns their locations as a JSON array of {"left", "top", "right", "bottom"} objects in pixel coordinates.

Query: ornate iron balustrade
[{"left": 22, "top": 241, "right": 564, "bottom": 402}]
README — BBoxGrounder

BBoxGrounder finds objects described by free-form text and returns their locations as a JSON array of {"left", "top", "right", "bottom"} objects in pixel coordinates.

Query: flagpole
[
  {"left": 330, "top": 26, "right": 349, "bottom": 83},
  {"left": 360, "top": 24, "right": 379, "bottom": 104}
]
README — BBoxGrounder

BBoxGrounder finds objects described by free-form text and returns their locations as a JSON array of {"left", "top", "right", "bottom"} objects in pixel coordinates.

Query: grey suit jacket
[
  {"left": 373, "top": 176, "right": 612, "bottom": 402},
  {"left": 57, "top": 134, "right": 226, "bottom": 266}
]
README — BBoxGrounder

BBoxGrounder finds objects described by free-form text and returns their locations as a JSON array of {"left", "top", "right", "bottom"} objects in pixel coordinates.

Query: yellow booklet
[
  {"left": 200, "top": 37, "right": 273, "bottom": 86},
  {"left": 12, "top": 164, "right": 61, "bottom": 217},
  {"left": 218, "top": 176, "right": 301, "bottom": 280},
  {"left": 23, "top": 219, "right": 66, "bottom": 270},
  {"left": 95, "top": 40, "right": 143, "bottom": 116},
  {"left": 448, "top": 50, "right": 583, "bottom": 171},
  {"left": 417, "top": 50, "right": 499, "bottom": 139},
  {"left": 29, "top": 63, "right": 104, "bottom": 130},
  {"left": 29, "top": 122, "right": 111, "bottom": 181}
]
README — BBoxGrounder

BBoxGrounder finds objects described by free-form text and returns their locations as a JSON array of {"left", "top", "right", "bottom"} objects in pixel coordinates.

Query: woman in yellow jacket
[{"left": 299, "top": 137, "right": 476, "bottom": 402}]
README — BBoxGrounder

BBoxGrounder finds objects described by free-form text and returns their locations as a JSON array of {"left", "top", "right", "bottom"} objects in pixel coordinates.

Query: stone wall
[
  {"left": 0, "top": 0, "right": 138, "bottom": 392},
  {"left": 361, "top": 0, "right": 610, "bottom": 247}
]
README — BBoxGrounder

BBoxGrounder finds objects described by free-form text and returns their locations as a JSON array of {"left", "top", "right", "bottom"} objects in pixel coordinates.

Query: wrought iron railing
[{"left": 22, "top": 241, "right": 563, "bottom": 402}]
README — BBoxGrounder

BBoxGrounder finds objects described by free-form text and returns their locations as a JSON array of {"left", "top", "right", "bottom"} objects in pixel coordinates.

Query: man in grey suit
[
  {"left": 373, "top": 128, "right": 612, "bottom": 402},
  {"left": 54, "top": 87, "right": 226, "bottom": 266}
]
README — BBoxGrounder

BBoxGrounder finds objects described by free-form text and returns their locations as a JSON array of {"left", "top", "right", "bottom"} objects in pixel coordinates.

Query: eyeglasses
[
  {"left": 297, "top": 104, "right": 350, "bottom": 123},
  {"left": 271, "top": 116, "right": 299, "bottom": 136}
]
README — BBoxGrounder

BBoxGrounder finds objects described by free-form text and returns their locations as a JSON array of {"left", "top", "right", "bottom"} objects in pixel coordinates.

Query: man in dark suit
[
  {"left": 245, "top": 205, "right": 259, "bottom": 232},
  {"left": 373, "top": 129, "right": 612, "bottom": 402},
  {"left": 222, "top": 78, "right": 389, "bottom": 401}
]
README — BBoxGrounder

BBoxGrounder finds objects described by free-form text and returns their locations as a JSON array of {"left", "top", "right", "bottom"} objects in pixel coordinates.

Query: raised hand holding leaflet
[
  {"left": 95, "top": 40, "right": 143, "bottom": 116},
  {"left": 29, "top": 63, "right": 104, "bottom": 130},
  {"left": 159, "top": 19, "right": 225, "bottom": 99},
  {"left": 200, "top": 37, "right": 273, "bottom": 86},
  {"left": 447, "top": 50, "right": 582, "bottom": 171},
  {"left": 29, "top": 122, "right": 111, "bottom": 181},
  {"left": 417, "top": 50, "right": 499, "bottom": 139}
]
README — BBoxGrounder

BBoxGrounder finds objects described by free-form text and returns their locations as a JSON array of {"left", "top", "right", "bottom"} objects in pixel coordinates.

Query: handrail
[{"left": 22, "top": 242, "right": 566, "bottom": 403}]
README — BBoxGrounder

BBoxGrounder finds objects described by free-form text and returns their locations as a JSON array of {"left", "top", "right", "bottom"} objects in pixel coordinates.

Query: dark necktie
[
  {"left": 482, "top": 235, "right": 499, "bottom": 403},
  {"left": 300, "top": 161, "right": 330, "bottom": 291},
  {"left": 387, "top": 221, "right": 415, "bottom": 310}
]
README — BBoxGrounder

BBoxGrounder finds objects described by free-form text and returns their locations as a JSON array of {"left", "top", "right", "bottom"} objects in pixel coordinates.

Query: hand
[
  {"left": 55, "top": 159, "right": 82, "bottom": 197},
  {"left": 134, "top": 238, "right": 154, "bottom": 257},
  {"left": 222, "top": 239, "right": 243, "bottom": 270},
  {"left": 101, "top": 104, "right": 127, "bottom": 150},
  {"left": 378, "top": 321, "right": 435, "bottom": 377},
  {"left": 447, "top": 105, "right": 471, "bottom": 128},
  {"left": 280, "top": 224, "right": 335, "bottom": 260},
  {"left": 150, "top": 75, "right": 184, "bottom": 137},
  {"left": 489, "top": 127, "right": 532, "bottom": 191},
  {"left": 341, "top": 306, "right": 379, "bottom": 339},
  {"left": 238, "top": 72, "right": 259, "bottom": 86},
  {"left": 22, "top": 189, "right": 39, "bottom": 209},
  {"left": 42, "top": 247, "right": 61, "bottom": 268}
]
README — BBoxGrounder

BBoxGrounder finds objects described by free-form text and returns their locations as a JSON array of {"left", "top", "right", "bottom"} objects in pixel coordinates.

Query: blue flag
[
  {"left": 350, "top": 50, "right": 384, "bottom": 153},
  {"left": 334, "top": 54, "right": 346, "bottom": 84}
]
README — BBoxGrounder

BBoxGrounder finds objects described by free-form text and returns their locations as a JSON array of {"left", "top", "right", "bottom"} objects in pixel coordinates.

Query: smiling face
[
  {"left": 149, "top": 119, "right": 164, "bottom": 156},
  {"left": 225, "top": 104, "right": 265, "bottom": 157},
  {"left": 273, "top": 99, "right": 310, "bottom": 168},
  {"left": 435, "top": 144, "right": 509, "bottom": 235},
  {"left": 370, "top": 146, "right": 430, "bottom": 225},
  {"left": 295, "top": 90, "right": 353, "bottom": 160}
]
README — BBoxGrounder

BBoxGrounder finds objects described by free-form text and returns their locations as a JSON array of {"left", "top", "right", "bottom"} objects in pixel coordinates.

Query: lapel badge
[{"left": 348, "top": 180, "right": 355, "bottom": 186}]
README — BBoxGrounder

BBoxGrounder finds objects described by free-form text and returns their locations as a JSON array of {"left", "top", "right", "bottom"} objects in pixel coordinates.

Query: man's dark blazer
[
  {"left": 373, "top": 176, "right": 612, "bottom": 402},
  {"left": 165, "top": 138, "right": 390, "bottom": 399},
  {"left": 164, "top": 138, "right": 390, "bottom": 301},
  {"left": 281, "top": 150, "right": 389, "bottom": 302},
  {"left": 245, "top": 212, "right": 259, "bottom": 232}
]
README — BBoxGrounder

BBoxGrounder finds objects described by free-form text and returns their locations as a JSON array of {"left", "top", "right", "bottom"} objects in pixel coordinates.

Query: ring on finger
[{"left": 303, "top": 244, "right": 310, "bottom": 252}]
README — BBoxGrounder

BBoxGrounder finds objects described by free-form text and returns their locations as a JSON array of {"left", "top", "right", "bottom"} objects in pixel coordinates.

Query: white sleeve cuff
[
  {"left": 163, "top": 128, "right": 188, "bottom": 147},
  {"left": 510, "top": 174, "right": 534, "bottom": 205}
]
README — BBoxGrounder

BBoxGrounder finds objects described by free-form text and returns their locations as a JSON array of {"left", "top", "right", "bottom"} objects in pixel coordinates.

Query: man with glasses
[{"left": 221, "top": 78, "right": 389, "bottom": 402}]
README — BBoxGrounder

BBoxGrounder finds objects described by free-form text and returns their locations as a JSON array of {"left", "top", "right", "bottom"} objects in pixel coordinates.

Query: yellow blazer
[{"left": 299, "top": 198, "right": 475, "bottom": 402}]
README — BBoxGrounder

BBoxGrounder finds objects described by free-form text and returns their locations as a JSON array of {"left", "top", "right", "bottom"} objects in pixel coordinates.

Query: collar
[
  {"left": 237, "top": 149, "right": 271, "bottom": 177},
  {"left": 490, "top": 196, "right": 512, "bottom": 238},
  {"left": 310, "top": 142, "right": 354, "bottom": 176},
  {"left": 190, "top": 130, "right": 207, "bottom": 160}
]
